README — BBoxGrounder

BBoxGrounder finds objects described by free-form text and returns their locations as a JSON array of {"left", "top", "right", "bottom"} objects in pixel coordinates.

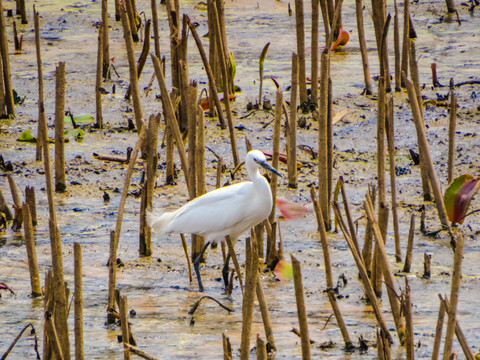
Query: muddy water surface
[{"left": 1, "top": 0, "right": 480, "bottom": 358}]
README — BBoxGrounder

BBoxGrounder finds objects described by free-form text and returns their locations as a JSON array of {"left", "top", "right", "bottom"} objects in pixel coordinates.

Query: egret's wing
[{"left": 166, "top": 182, "right": 255, "bottom": 238}]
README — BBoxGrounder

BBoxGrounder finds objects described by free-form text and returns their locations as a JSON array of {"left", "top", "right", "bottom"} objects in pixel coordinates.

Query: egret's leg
[
  {"left": 225, "top": 235, "right": 244, "bottom": 294},
  {"left": 193, "top": 241, "right": 210, "bottom": 292},
  {"left": 222, "top": 253, "right": 231, "bottom": 288},
  {"left": 180, "top": 234, "right": 193, "bottom": 284}
]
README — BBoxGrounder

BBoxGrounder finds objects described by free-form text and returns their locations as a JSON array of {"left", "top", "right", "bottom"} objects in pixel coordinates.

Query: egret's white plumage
[{"left": 149, "top": 150, "right": 280, "bottom": 242}]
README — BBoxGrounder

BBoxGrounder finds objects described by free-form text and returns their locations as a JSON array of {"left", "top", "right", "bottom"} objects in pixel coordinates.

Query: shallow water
[{"left": 1, "top": 0, "right": 480, "bottom": 358}]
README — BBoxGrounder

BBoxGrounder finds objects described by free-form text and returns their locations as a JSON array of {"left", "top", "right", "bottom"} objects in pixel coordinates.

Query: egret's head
[{"left": 247, "top": 150, "right": 282, "bottom": 177}]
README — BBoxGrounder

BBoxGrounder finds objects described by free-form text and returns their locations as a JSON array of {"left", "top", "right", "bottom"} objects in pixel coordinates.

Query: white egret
[{"left": 149, "top": 150, "right": 281, "bottom": 290}]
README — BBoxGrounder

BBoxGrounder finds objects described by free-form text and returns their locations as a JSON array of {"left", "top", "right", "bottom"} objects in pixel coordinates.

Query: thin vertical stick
[
  {"left": 442, "top": 232, "right": 464, "bottom": 359},
  {"left": 294, "top": 0, "right": 308, "bottom": 104},
  {"left": 222, "top": 333, "right": 232, "bottom": 360},
  {"left": 34, "top": 8, "right": 45, "bottom": 160},
  {"left": 431, "top": 295, "right": 446, "bottom": 360},
  {"left": 318, "top": 49, "right": 330, "bottom": 230},
  {"left": 23, "top": 202, "right": 42, "bottom": 297},
  {"left": 212, "top": 2, "right": 239, "bottom": 167},
  {"left": 339, "top": 177, "right": 361, "bottom": 256},
  {"left": 332, "top": 202, "right": 392, "bottom": 343},
  {"left": 0, "top": 0, "right": 14, "bottom": 116},
  {"left": 107, "top": 230, "right": 117, "bottom": 323},
  {"left": 125, "top": 0, "right": 139, "bottom": 42},
  {"left": 256, "top": 335, "right": 267, "bottom": 360},
  {"left": 365, "top": 195, "right": 405, "bottom": 345},
  {"left": 403, "top": 214, "right": 415, "bottom": 272},
  {"left": 7, "top": 174, "right": 21, "bottom": 207},
  {"left": 355, "top": 0, "right": 372, "bottom": 95},
  {"left": 74, "top": 242, "right": 84, "bottom": 360},
  {"left": 116, "top": 0, "right": 144, "bottom": 132},
  {"left": 268, "top": 87, "right": 283, "bottom": 225},
  {"left": 19, "top": 0, "right": 27, "bottom": 24},
  {"left": 310, "top": 187, "right": 333, "bottom": 289},
  {"left": 447, "top": 78, "right": 457, "bottom": 184},
  {"left": 310, "top": 0, "right": 319, "bottom": 103},
  {"left": 403, "top": 278, "right": 414, "bottom": 360},
  {"left": 25, "top": 186, "right": 37, "bottom": 226},
  {"left": 151, "top": 0, "right": 160, "bottom": 59},
  {"left": 186, "top": 16, "right": 225, "bottom": 128},
  {"left": 125, "top": 19, "right": 150, "bottom": 101},
  {"left": 326, "top": 289, "right": 353, "bottom": 349},
  {"left": 441, "top": 295, "right": 474, "bottom": 360},
  {"left": 216, "top": 157, "right": 223, "bottom": 189},
  {"left": 119, "top": 293, "right": 131, "bottom": 360},
  {"left": 139, "top": 114, "right": 160, "bottom": 256},
  {"left": 393, "top": 0, "right": 401, "bottom": 92},
  {"left": 196, "top": 106, "right": 206, "bottom": 197},
  {"left": 291, "top": 255, "right": 311, "bottom": 359},
  {"left": 151, "top": 54, "right": 192, "bottom": 197},
  {"left": 386, "top": 96, "right": 401, "bottom": 262},
  {"left": 256, "top": 279, "right": 276, "bottom": 351},
  {"left": 288, "top": 53, "right": 298, "bottom": 189},
  {"left": 405, "top": 77, "right": 450, "bottom": 230},
  {"left": 401, "top": 0, "right": 409, "bottom": 86},
  {"left": 101, "top": 0, "right": 110, "bottom": 78},
  {"left": 240, "top": 237, "right": 258, "bottom": 360},
  {"left": 55, "top": 62, "right": 67, "bottom": 192},
  {"left": 225, "top": 235, "right": 243, "bottom": 294},
  {"left": 95, "top": 23, "right": 104, "bottom": 129}
]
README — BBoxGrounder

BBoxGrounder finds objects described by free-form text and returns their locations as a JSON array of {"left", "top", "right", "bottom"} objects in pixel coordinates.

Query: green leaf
[
  {"left": 444, "top": 173, "right": 480, "bottom": 224},
  {"left": 64, "top": 113, "right": 94, "bottom": 123},
  {"left": 64, "top": 128, "right": 85, "bottom": 140},
  {"left": 17, "top": 129, "right": 36, "bottom": 142},
  {"left": 229, "top": 51, "right": 236, "bottom": 82},
  {"left": 259, "top": 42, "right": 270, "bottom": 72}
]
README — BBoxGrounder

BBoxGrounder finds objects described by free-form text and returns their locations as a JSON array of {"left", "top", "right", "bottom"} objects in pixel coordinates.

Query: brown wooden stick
[
  {"left": 22, "top": 202, "right": 42, "bottom": 297},
  {"left": 7, "top": 174, "right": 21, "bottom": 207},
  {"left": 332, "top": 201, "right": 392, "bottom": 343},
  {"left": 318, "top": 49, "right": 330, "bottom": 230},
  {"left": 125, "top": 0, "right": 139, "bottom": 42},
  {"left": 355, "top": 0, "right": 372, "bottom": 95},
  {"left": 311, "top": 0, "right": 319, "bottom": 103},
  {"left": 256, "top": 278, "right": 276, "bottom": 351},
  {"left": 95, "top": 24, "right": 104, "bottom": 129},
  {"left": 55, "top": 62, "right": 67, "bottom": 192},
  {"left": 403, "top": 213, "right": 415, "bottom": 273},
  {"left": 310, "top": 187, "right": 333, "bottom": 289},
  {"left": 0, "top": 188, "right": 12, "bottom": 221},
  {"left": 294, "top": 0, "right": 308, "bottom": 104},
  {"left": 256, "top": 335, "right": 267, "bottom": 360},
  {"left": 442, "top": 232, "right": 465, "bottom": 359},
  {"left": 222, "top": 332, "right": 233, "bottom": 360},
  {"left": 240, "top": 237, "right": 258, "bottom": 360},
  {"left": 151, "top": 53, "right": 192, "bottom": 197},
  {"left": 212, "top": 2, "right": 239, "bottom": 167},
  {"left": 0, "top": 0, "right": 14, "bottom": 116},
  {"left": 403, "top": 278, "right": 414, "bottom": 360},
  {"left": 34, "top": 8, "right": 45, "bottom": 161},
  {"left": 119, "top": 293, "right": 131, "bottom": 360},
  {"left": 268, "top": 87, "right": 283, "bottom": 225},
  {"left": 400, "top": 0, "right": 409, "bottom": 87},
  {"left": 288, "top": 52, "right": 298, "bottom": 189},
  {"left": 386, "top": 95, "right": 401, "bottom": 262},
  {"left": 186, "top": 17, "right": 225, "bottom": 128},
  {"left": 25, "top": 186, "right": 37, "bottom": 226},
  {"left": 225, "top": 235, "right": 243, "bottom": 294},
  {"left": 339, "top": 177, "right": 361, "bottom": 256},
  {"left": 405, "top": 77, "right": 450, "bottom": 230},
  {"left": 74, "top": 242, "right": 84, "bottom": 360},
  {"left": 139, "top": 114, "right": 160, "bottom": 256},
  {"left": 116, "top": 0, "right": 144, "bottom": 132},
  {"left": 365, "top": 195, "right": 405, "bottom": 345},
  {"left": 393, "top": 0, "right": 401, "bottom": 92},
  {"left": 151, "top": 0, "right": 160, "bottom": 59},
  {"left": 125, "top": 19, "right": 151, "bottom": 100},
  {"left": 123, "top": 343, "right": 160, "bottom": 360},
  {"left": 440, "top": 294, "right": 474, "bottom": 360},
  {"left": 447, "top": 78, "right": 457, "bottom": 184},
  {"left": 291, "top": 255, "right": 311, "bottom": 359},
  {"left": 107, "top": 230, "right": 118, "bottom": 324},
  {"left": 326, "top": 289, "right": 353, "bottom": 349},
  {"left": 101, "top": 0, "right": 110, "bottom": 78},
  {"left": 431, "top": 295, "right": 446, "bottom": 360}
]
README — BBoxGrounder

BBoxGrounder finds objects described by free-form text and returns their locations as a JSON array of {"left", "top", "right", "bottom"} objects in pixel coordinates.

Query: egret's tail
[{"left": 146, "top": 210, "right": 177, "bottom": 235}]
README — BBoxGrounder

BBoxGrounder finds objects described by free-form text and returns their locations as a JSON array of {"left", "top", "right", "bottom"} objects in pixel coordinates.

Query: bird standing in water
[{"left": 149, "top": 150, "right": 281, "bottom": 290}]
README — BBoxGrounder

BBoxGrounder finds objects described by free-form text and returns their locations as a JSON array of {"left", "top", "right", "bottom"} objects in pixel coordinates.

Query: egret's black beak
[{"left": 259, "top": 160, "right": 282, "bottom": 177}]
